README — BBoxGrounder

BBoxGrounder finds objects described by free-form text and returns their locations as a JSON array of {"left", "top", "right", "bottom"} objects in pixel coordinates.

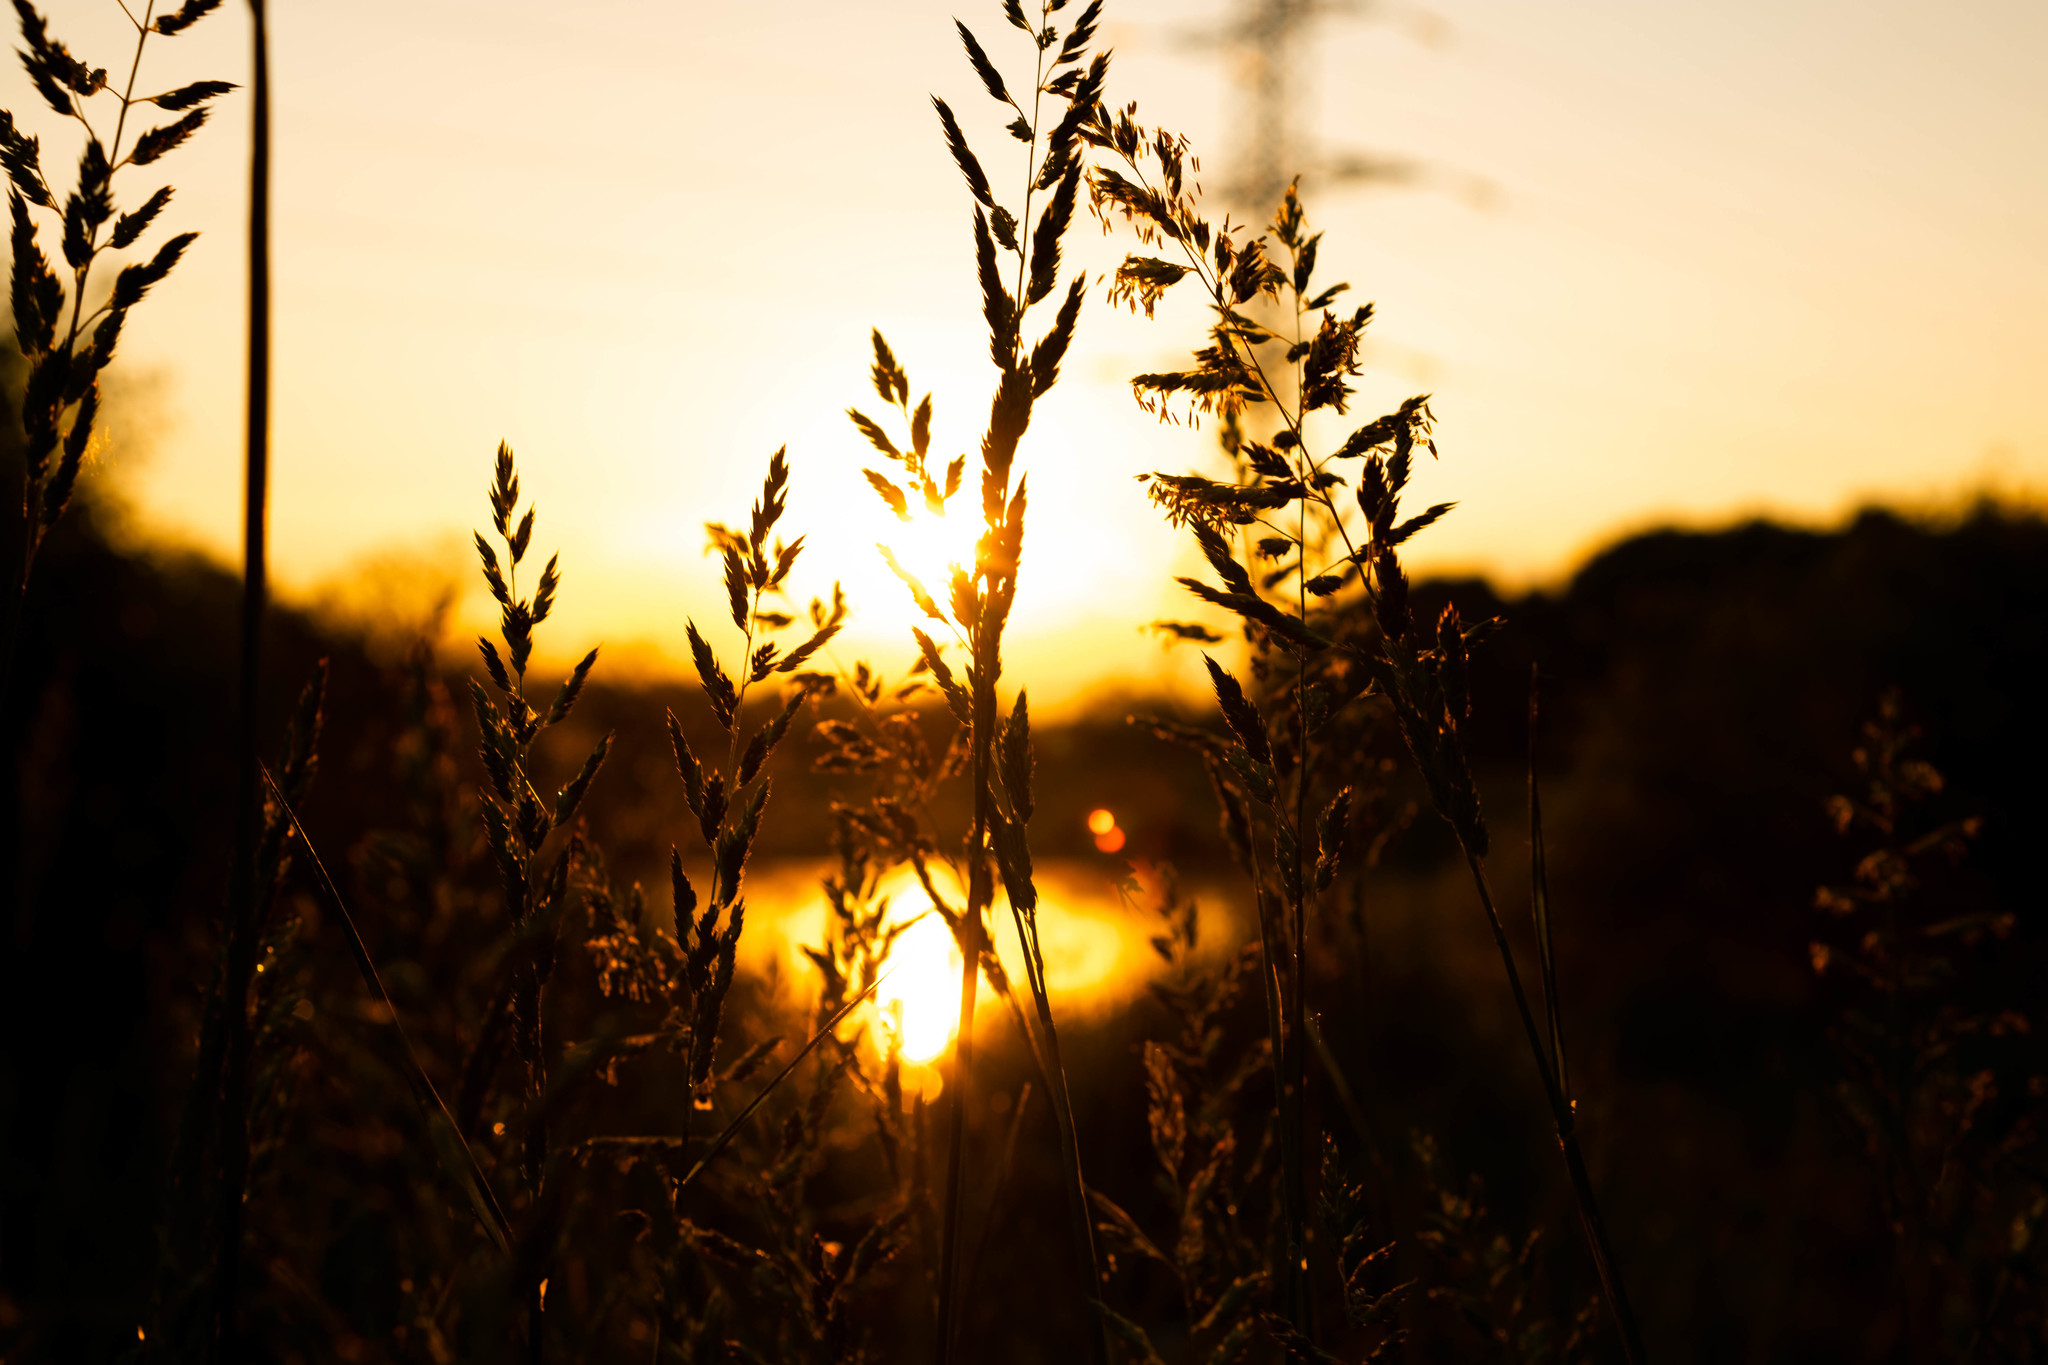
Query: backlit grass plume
[
  {"left": 1086, "top": 96, "right": 1649, "bottom": 1360},
  {"left": 1, "top": 0, "right": 229, "bottom": 690},
  {"left": 469, "top": 440, "right": 611, "bottom": 1358},
  {"left": 664, "top": 444, "right": 844, "bottom": 1109},
  {"left": 560, "top": 450, "right": 918, "bottom": 1363},
  {"left": 846, "top": 2, "right": 1111, "bottom": 1359}
]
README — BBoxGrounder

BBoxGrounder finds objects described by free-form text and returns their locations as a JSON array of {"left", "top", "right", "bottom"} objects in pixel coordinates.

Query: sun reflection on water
[{"left": 874, "top": 911, "right": 961, "bottom": 1064}]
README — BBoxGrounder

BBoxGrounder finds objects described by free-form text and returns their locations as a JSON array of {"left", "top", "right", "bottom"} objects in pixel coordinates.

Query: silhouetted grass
[
  {"left": 0, "top": 0, "right": 227, "bottom": 698},
  {"left": 1083, "top": 94, "right": 1645, "bottom": 1358},
  {"left": 839, "top": 4, "right": 1111, "bottom": 1356},
  {"left": 0, "top": 2, "right": 2044, "bottom": 1363}
]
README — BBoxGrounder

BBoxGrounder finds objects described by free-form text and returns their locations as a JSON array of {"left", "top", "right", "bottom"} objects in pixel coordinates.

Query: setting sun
[{"left": 878, "top": 505, "right": 977, "bottom": 590}]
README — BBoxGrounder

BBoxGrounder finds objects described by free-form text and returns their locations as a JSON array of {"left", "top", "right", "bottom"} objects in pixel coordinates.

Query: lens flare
[{"left": 875, "top": 911, "right": 963, "bottom": 1064}]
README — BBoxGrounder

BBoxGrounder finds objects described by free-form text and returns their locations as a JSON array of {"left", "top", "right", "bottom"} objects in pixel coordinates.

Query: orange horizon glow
[{"left": 14, "top": 0, "right": 2044, "bottom": 710}]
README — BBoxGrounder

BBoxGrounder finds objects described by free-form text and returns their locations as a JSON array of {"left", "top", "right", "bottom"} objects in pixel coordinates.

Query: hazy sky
[{"left": 19, "top": 0, "right": 2048, "bottom": 706}]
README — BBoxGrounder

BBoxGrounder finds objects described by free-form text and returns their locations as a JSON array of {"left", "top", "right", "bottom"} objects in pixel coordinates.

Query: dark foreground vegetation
[
  {"left": 2, "top": 487, "right": 2042, "bottom": 1362},
  {"left": 1, "top": 1, "right": 2044, "bottom": 1362}
]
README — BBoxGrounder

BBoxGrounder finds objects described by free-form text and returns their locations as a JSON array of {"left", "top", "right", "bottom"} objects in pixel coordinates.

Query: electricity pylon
[{"left": 1182, "top": 0, "right": 1470, "bottom": 218}]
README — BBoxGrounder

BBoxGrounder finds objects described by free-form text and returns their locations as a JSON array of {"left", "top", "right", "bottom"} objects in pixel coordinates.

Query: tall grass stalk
[
  {"left": 0, "top": 10, "right": 234, "bottom": 1332},
  {"left": 467, "top": 440, "right": 613, "bottom": 1360},
  {"left": 843, "top": 2, "right": 1110, "bottom": 1357},
  {"left": 0, "top": 3, "right": 238, "bottom": 1335},
  {"left": 1086, "top": 97, "right": 1649, "bottom": 1356},
  {"left": 1083, "top": 121, "right": 1342, "bottom": 1329},
  {"left": 0, "top": 0, "right": 228, "bottom": 699},
  {"left": 212, "top": 0, "right": 268, "bottom": 1352}
]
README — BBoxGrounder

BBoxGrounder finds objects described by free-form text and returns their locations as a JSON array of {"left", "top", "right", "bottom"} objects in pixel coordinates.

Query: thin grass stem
[
  {"left": 673, "top": 972, "right": 889, "bottom": 1194},
  {"left": 1009, "top": 904, "right": 1110, "bottom": 1365},
  {"left": 1241, "top": 835, "right": 1300, "bottom": 1314},
  {"left": 259, "top": 765, "right": 514, "bottom": 1251},
  {"left": 933, "top": 927, "right": 980, "bottom": 1365},
  {"left": 1287, "top": 392, "right": 1315, "bottom": 1338},
  {"left": 211, "top": 4, "right": 270, "bottom": 1355},
  {"left": 1459, "top": 850, "right": 1647, "bottom": 1364},
  {"left": 1305, "top": 1014, "right": 1380, "bottom": 1167},
  {"left": 1527, "top": 669, "right": 1570, "bottom": 1104}
]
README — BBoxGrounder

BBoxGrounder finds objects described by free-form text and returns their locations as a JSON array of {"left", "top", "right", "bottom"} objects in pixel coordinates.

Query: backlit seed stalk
[
  {"left": 469, "top": 441, "right": 612, "bottom": 1361},
  {"left": 668, "top": 442, "right": 843, "bottom": 1116},
  {"left": 1091, "top": 94, "right": 1649, "bottom": 1358},
  {"left": 1084, "top": 125, "right": 1353, "bottom": 1331},
  {"left": 848, "top": 3, "right": 1110, "bottom": 1359},
  {"left": 569, "top": 445, "right": 856, "bottom": 1355},
  {"left": 0, "top": 0, "right": 230, "bottom": 699}
]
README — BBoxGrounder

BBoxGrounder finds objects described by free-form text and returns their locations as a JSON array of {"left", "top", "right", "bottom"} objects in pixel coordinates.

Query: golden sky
[{"left": 23, "top": 0, "right": 2048, "bottom": 708}]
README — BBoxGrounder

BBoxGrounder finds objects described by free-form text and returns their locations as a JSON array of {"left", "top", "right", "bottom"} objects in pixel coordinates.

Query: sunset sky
[{"left": 20, "top": 0, "right": 2048, "bottom": 707}]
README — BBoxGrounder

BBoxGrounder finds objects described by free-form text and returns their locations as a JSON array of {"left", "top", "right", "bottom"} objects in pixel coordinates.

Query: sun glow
[
  {"left": 874, "top": 910, "right": 964, "bottom": 1065},
  {"left": 880, "top": 505, "right": 979, "bottom": 590},
  {"left": 858, "top": 502, "right": 983, "bottom": 657},
  {"left": 766, "top": 387, "right": 1207, "bottom": 711}
]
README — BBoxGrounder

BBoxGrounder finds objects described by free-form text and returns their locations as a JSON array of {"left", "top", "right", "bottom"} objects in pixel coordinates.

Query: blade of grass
[
  {"left": 260, "top": 764, "right": 514, "bottom": 1252},
  {"left": 1459, "top": 851, "right": 1647, "bottom": 1364},
  {"left": 673, "top": 969, "right": 890, "bottom": 1193},
  {"left": 1006, "top": 904, "right": 1111, "bottom": 1365}
]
